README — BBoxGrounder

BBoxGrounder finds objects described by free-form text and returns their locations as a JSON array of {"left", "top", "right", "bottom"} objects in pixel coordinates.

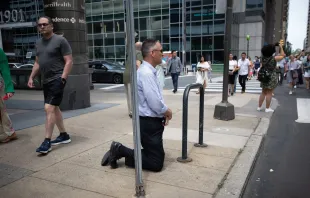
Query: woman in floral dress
[{"left": 257, "top": 43, "right": 284, "bottom": 113}]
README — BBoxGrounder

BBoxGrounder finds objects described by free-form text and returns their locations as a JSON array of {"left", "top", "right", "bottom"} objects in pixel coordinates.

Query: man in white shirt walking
[{"left": 238, "top": 52, "right": 251, "bottom": 93}]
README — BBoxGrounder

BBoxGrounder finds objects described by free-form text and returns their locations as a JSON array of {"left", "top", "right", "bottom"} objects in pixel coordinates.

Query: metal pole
[
  {"left": 221, "top": 0, "right": 232, "bottom": 103},
  {"left": 181, "top": 87, "right": 188, "bottom": 159},
  {"left": 182, "top": 0, "right": 186, "bottom": 75},
  {"left": 198, "top": 87, "right": 204, "bottom": 144},
  {"left": 213, "top": 0, "right": 235, "bottom": 121},
  {"left": 247, "top": 40, "right": 249, "bottom": 58},
  {"left": 125, "top": 0, "right": 144, "bottom": 196},
  {"left": 194, "top": 86, "right": 207, "bottom": 148}
]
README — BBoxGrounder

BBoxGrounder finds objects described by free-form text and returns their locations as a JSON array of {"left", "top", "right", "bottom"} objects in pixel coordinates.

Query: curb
[{"left": 214, "top": 117, "right": 270, "bottom": 198}]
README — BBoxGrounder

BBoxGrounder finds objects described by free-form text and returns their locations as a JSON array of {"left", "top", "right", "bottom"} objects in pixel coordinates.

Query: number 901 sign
[{"left": 0, "top": 9, "right": 26, "bottom": 24}]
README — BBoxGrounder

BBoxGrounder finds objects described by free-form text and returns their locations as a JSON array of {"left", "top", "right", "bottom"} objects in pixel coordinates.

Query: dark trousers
[
  {"left": 239, "top": 74, "right": 248, "bottom": 92},
  {"left": 120, "top": 117, "right": 165, "bottom": 172},
  {"left": 279, "top": 67, "right": 284, "bottom": 85},
  {"left": 297, "top": 68, "right": 303, "bottom": 85},
  {"left": 171, "top": 73, "right": 179, "bottom": 92}
]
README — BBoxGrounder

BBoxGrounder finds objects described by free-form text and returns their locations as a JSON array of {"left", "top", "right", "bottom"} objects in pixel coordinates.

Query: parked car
[
  {"left": 8, "top": 63, "right": 22, "bottom": 68},
  {"left": 89, "top": 60, "right": 124, "bottom": 84}
]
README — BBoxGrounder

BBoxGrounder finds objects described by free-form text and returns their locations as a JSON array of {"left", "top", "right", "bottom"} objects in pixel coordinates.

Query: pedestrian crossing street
[{"left": 177, "top": 80, "right": 262, "bottom": 94}]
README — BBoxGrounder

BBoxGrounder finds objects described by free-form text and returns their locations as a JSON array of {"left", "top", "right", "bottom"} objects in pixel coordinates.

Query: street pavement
[
  {"left": 242, "top": 85, "right": 310, "bottom": 198},
  {"left": 0, "top": 78, "right": 275, "bottom": 198}
]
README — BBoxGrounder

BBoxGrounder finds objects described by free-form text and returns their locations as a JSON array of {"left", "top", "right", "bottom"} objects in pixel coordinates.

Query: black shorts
[{"left": 43, "top": 77, "right": 65, "bottom": 106}]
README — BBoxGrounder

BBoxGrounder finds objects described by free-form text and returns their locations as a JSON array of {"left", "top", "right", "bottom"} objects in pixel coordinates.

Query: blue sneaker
[
  {"left": 50, "top": 133, "right": 71, "bottom": 146},
  {"left": 36, "top": 140, "right": 51, "bottom": 154}
]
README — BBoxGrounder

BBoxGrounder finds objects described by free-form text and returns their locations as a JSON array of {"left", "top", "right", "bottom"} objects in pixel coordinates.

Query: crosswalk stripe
[
  {"left": 295, "top": 98, "right": 310, "bottom": 123},
  {"left": 177, "top": 81, "right": 262, "bottom": 94}
]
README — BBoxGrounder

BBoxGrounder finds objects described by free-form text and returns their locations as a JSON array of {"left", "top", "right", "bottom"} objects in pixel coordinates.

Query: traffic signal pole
[
  {"left": 213, "top": 0, "right": 235, "bottom": 121},
  {"left": 124, "top": 0, "right": 145, "bottom": 197}
]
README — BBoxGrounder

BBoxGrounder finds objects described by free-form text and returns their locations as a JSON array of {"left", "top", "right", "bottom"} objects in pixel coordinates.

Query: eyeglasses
[
  {"left": 153, "top": 49, "right": 163, "bottom": 54},
  {"left": 37, "top": 23, "right": 49, "bottom": 28}
]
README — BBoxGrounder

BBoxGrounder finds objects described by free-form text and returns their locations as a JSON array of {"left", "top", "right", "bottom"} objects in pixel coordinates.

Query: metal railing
[{"left": 177, "top": 83, "right": 208, "bottom": 163}]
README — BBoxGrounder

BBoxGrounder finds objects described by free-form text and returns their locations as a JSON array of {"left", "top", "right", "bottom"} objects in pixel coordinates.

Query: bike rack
[{"left": 177, "top": 83, "right": 208, "bottom": 163}]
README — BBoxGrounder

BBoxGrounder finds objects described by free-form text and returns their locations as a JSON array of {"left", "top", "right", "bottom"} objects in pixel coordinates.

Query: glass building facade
[
  {"left": 0, "top": 0, "right": 44, "bottom": 63},
  {"left": 0, "top": 0, "right": 226, "bottom": 65},
  {"left": 86, "top": 0, "right": 225, "bottom": 64}
]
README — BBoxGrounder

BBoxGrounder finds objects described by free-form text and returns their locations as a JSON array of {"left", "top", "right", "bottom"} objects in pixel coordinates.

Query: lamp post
[{"left": 246, "top": 35, "right": 250, "bottom": 58}]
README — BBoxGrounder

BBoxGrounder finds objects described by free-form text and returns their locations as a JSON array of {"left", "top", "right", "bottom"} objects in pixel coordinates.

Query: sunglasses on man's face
[{"left": 37, "top": 23, "right": 49, "bottom": 28}]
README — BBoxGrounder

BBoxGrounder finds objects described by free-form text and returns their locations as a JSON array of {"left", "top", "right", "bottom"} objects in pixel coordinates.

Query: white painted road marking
[
  {"left": 177, "top": 81, "right": 262, "bottom": 94},
  {"left": 100, "top": 84, "right": 124, "bottom": 90},
  {"left": 295, "top": 98, "right": 310, "bottom": 123}
]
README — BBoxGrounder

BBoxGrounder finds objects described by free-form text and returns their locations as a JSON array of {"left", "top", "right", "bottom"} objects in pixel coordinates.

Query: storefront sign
[{"left": 0, "top": 9, "right": 25, "bottom": 24}]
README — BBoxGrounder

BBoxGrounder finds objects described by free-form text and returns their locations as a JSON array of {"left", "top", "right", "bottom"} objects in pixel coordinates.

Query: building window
[
  {"left": 170, "top": 9, "right": 180, "bottom": 23},
  {"left": 202, "top": 6, "right": 214, "bottom": 20},
  {"left": 246, "top": 0, "right": 263, "bottom": 9},
  {"left": 202, "top": 0, "right": 213, "bottom": 5},
  {"left": 214, "top": 51, "right": 224, "bottom": 63},
  {"left": 94, "top": 34, "right": 103, "bottom": 46},
  {"left": 191, "top": 7, "right": 202, "bottom": 21},
  {"left": 171, "top": 38, "right": 180, "bottom": 51},
  {"left": 214, "top": 20, "right": 225, "bottom": 34},
  {"left": 191, "top": 22, "right": 202, "bottom": 36},
  {"left": 214, "top": 36, "right": 224, "bottom": 49},
  {"left": 202, "top": 36, "right": 212, "bottom": 50},
  {"left": 171, "top": 23, "right": 181, "bottom": 37},
  {"left": 191, "top": 0, "right": 202, "bottom": 7},
  {"left": 191, "top": 37, "right": 202, "bottom": 50},
  {"left": 170, "top": 0, "right": 181, "bottom": 9},
  {"left": 202, "top": 21, "right": 213, "bottom": 35}
]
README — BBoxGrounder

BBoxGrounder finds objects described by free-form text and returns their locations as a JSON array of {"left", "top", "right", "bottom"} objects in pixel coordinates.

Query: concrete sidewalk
[{"left": 0, "top": 89, "right": 275, "bottom": 198}]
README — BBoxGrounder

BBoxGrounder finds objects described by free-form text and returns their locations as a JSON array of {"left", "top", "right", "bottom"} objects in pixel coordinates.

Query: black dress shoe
[
  {"left": 101, "top": 150, "right": 110, "bottom": 166},
  {"left": 109, "top": 141, "right": 123, "bottom": 169}
]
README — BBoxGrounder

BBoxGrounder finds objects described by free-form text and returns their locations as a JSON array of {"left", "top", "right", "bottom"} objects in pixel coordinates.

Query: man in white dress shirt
[
  {"left": 101, "top": 39, "right": 173, "bottom": 172},
  {"left": 238, "top": 52, "right": 251, "bottom": 93}
]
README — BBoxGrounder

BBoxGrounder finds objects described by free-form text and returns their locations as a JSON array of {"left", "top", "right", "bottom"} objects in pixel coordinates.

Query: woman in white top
[
  {"left": 303, "top": 55, "right": 310, "bottom": 89},
  {"left": 196, "top": 56, "right": 210, "bottom": 94},
  {"left": 228, "top": 54, "right": 238, "bottom": 96},
  {"left": 286, "top": 55, "right": 300, "bottom": 95}
]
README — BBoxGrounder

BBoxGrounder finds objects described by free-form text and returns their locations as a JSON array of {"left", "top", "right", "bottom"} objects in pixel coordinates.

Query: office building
[
  {"left": 231, "top": 0, "right": 289, "bottom": 59},
  {"left": 0, "top": 0, "right": 225, "bottom": 65},
  {"left": 0, "top": 0, "right": 290, "bottom": 65},
  {"left": 86, "top": 0, "right": 225, "bottom": 65},
  {"left": 305, "top": 0, "right": 310, "bottom": 50}
]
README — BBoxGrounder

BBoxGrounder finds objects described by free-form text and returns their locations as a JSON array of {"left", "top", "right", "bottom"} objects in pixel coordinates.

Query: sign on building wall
[{"left": 0, "top": 9, "right": 26, "bottom": 24}]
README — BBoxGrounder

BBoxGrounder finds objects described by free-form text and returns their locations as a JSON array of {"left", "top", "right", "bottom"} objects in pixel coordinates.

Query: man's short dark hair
[
  {"left": 171, "top": 50, "right": 176, "bottom": 54},
  {"left": 141, "top": 38, "right": 158, "bottom": 58},
  {"left": 38, "top": 16, "right": 53, "bottom": 24},
  {"left": 241, "top": 52, "right": 246, "bottom": 55}
]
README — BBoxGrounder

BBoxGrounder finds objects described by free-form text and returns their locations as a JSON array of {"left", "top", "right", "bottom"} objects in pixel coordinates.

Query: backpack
[{"left": 258, "top": 57, "right": 273, "bottom": 83}]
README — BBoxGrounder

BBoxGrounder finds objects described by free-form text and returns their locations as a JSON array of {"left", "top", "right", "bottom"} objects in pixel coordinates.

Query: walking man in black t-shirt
[{"left": 28, "top": 16, "right": 73, "bottom": 154}]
